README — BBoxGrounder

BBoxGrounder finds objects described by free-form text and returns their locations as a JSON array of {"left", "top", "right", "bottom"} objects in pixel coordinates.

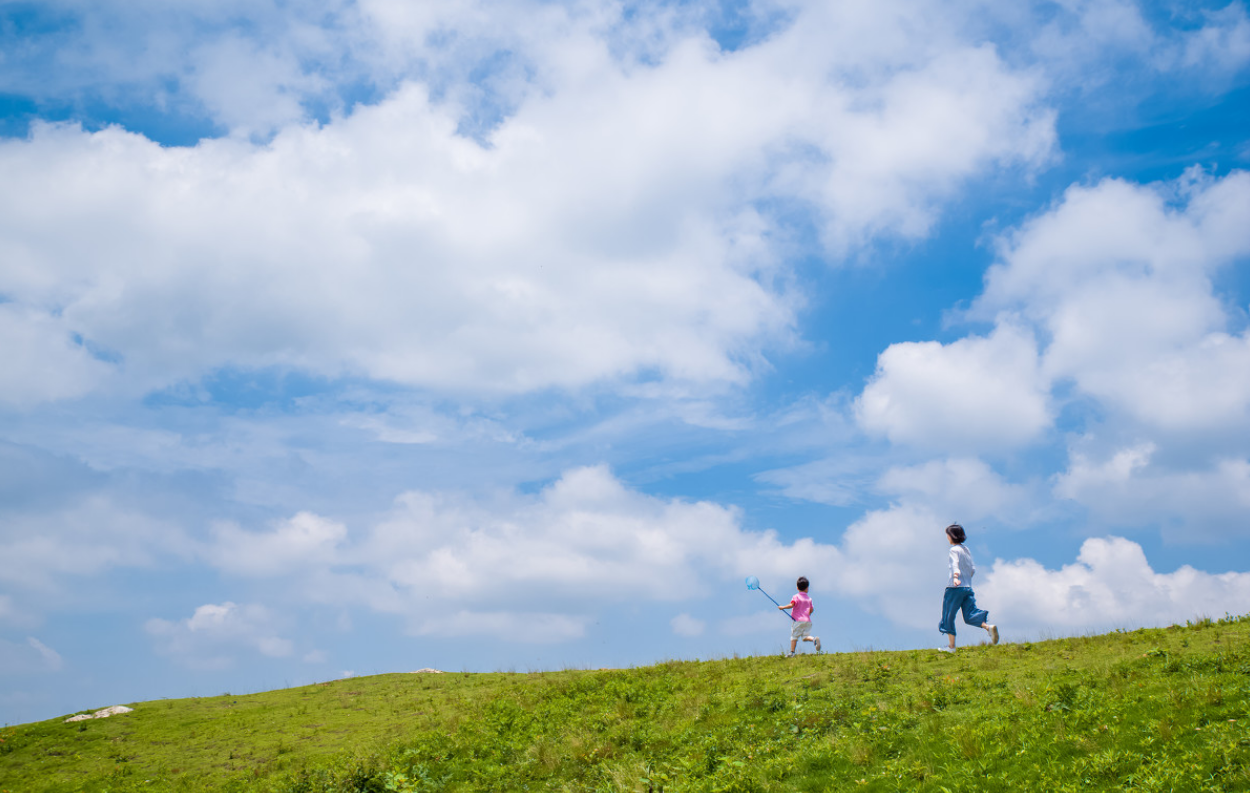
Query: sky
[{"left": 1, "top": 0, "right": 1249, "bottom": 726}]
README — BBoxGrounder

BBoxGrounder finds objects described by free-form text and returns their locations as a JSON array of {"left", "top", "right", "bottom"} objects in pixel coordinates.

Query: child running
[
  {"left": 779, "top": 576, "right": 821, "bottom": 657},
  {"left": 939, "top": 523, "right": 999, "bottom": 653}
]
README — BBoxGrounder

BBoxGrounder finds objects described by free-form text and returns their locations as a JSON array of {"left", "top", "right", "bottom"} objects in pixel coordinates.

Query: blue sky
[{"left": 2, "top": 0, "right": 1249, "bottom": 726}]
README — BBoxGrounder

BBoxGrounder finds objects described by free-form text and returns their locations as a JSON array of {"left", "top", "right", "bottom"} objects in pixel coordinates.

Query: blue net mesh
[{"left": 745, "top": 575, "right": 760, "bottom": 590}]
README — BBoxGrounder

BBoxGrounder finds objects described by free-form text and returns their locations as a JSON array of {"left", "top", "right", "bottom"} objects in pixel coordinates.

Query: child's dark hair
[
  {"left": 796, "top": 576, "right": 809, "bottom": 591},
  {"left": 945, "top": 523, "right": 966, "bottom": 544}
]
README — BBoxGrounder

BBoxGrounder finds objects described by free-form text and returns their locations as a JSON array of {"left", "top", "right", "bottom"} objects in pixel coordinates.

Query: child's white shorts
[{"left": 791, "top": 620, "right": 813, "bottom": 641}]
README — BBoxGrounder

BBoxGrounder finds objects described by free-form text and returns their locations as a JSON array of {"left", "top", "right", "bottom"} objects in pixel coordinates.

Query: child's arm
[
  {"left": 950, "top": 546, "right": 961, "bottom": 586},
  {"left": 779, "top": 598, "right": 794, "bottom": 611}
]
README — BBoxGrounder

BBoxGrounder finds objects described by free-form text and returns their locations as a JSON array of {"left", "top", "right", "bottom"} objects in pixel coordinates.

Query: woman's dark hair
[
  {"left": 797, "top": 576, "right": 809, "bottom": 591},
  {"left": 945, "top": 523, "right": 966, "bottom": 544}
]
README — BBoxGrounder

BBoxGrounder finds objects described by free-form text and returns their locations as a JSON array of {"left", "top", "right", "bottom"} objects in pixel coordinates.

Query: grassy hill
[{"left": 3, "top": 616, "right": 1249, "bottom": 792}]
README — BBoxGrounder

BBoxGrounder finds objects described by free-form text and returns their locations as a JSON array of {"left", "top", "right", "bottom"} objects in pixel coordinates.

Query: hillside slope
[{"left": 3, "top": 616, "right": 1249, "bottom": 792}]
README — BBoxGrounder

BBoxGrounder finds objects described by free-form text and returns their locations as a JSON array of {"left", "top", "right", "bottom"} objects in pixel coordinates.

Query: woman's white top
[{"left": 948, "top": 544, "right": 975, "bottom": 588}]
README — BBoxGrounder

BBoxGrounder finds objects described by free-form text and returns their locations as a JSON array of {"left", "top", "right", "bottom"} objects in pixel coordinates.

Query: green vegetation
[{"left": 3, "top": 616, "right": 1249, "bottom": 792}]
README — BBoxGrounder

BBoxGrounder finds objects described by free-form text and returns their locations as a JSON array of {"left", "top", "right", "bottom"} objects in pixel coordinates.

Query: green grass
[{"left": 3, "top": 616, "right": 1249, "bottom": 792}]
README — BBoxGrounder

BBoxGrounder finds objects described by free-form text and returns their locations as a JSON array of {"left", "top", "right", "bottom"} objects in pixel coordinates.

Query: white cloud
[
  {"left": 0, "top": 495, "right": 190, "bottom": 591},
  {"left": 1020, "top": 0, "right": 1250, "bottom": 87},
  {"left": 365, "top": 466, "right": 847, "bottom": 607},
  {"left": 1027, "top": 0, "right": 1153, "bottom": 77},
  {"left": 1177, "top": 3, "right": 1250, "bottom": 73},
  {"left": 188, "top": 35, "right": 322, "bottom": 136},
  {"left": 876, "top": 457, "right": 1037, "bottom": 525},
  {"left": 982, "top": 536, "right": 1250, "bottom": 633},
  {"left": 0, "top": 0, "right": 356, "bottom": 132},
  {"left": 830, "top": 503, "right": 946, "bottom": 627},
  {"left": 836, "top": 168, "right": 1250, "bottom": 542},
  {"left": 146, "top": 602, "right": 294, "bottom": 670},
  {"left": 0, "top": 305, "right": 114, "bottom": 408},
  {"left": 856, "top": 323, "right": 1052, "bottom": 451},
  {"left": 804, "top": 44, "right": 1056, "bottom": 250},
  {"left": 202, "top": 465, "right": 847, "bottom": 641},
  {"left": 0, "top": 0, "right": 1055, "bottom": 407},
  {"left": 670, "top": 613, "right": 706, "bottom": 637},
  {"left": 985, "top": 169, "right": 1244, "bottom": 294},
  {"left": 1055, "top": 444, "right": 1250, "bottom": 539},
  {"left": 975, "top": 170, "right": 1250, "bottom": 434},
  {"left": 207, "top": 512, "right": 347, "bottom": 577}
]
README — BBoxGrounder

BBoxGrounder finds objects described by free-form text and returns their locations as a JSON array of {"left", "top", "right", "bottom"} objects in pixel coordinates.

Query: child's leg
[{"left": 791, "top": 620, "right": 813, "bottom": 653}]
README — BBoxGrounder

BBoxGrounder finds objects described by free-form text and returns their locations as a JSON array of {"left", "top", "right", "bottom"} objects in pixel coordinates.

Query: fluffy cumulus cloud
[
  {"left": 1054, "top": 444, "right": 1250, "bottom": 539},
  {"left": 0, "top": 305, "right": 116, "bottom": 407},
  {"left": 856, "top": 323, "right": 1052, "bottom": 451},
  {"left": 982, "top": 536, "right": 1250, "bottom": 633},
  {"left": 978, "top": 168, "right": 1250, "bottom": 434},
  {"left": 971, "top": 169, "right": 1250, "bottom": 535},
  {"left": 875, "top": 457, "right": 1038, "bottom": 526},
  {"left": 146, "top": 602, "right": 294, "bottom": 670},
  {"left": 202, "top": 465, "right": 846, "bottom": 640},
  {"left": 850, "top": 168, "right": 1250, "bottom": 538},
  {"left": 207, "top": 512, "right": 348, "bottom": 577},
  {"left": 0, "top": 0, "right": 1056, "bottom": 407},
  {"left": 831, "top": 503, "right": 946, "bottom": 626}
]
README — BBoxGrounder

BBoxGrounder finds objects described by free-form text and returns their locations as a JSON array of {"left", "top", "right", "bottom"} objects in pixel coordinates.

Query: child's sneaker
[
  {"left": 813, "top": 637, "right": 822, "bottom": 653},
  {"left": 785, "top": 651, "right": 796, "bottom": 658},
  {"left": 988, "top": 625, "right": 999, "bottom": 645},
  {"left": 938, "top": 646, "right": 956, "bottom": 654}
]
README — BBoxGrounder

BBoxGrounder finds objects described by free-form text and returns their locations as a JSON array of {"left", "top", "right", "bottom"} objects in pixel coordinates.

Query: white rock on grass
[
  {"left": 410, "top": 668, "right": 444, "bottom": 674},
  {"left": 65, "top": 705, "right": 134, "bottom": 723}
]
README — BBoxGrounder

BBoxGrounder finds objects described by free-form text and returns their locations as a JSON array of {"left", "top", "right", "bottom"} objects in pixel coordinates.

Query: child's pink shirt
[{"left": 789, "top": 592, "right": 813, "bottom": 621}]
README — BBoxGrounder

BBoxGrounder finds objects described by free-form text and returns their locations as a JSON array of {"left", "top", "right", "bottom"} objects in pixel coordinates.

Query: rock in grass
[{"left": 64, "top": 705, "right": 134, "bottom": 723}]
